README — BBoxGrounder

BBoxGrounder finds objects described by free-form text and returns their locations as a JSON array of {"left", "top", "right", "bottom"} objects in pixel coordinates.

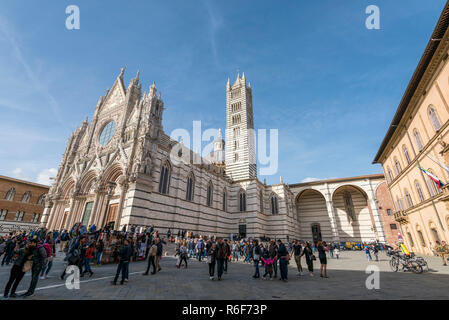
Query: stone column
[
  {"left": 114, "top": 181, "right": 129, "bottom": 230},
  {"left": 366, "top": 181, "right": 386, "bottom": 243},
  {"left": 96, "top": 193, "right": 110, "bottom": 228},
  {"left": 88, "top": 190, "right": 105, "bottom": 227},
  {"left": 46, "top": 200, "right": 61, "bottom": 230},
  {"left": 41, "top": 199, "right": 54, "bottom": 228},
  {"left": 325, "top": 199, "right": 340, "bottom": 242},
  {"left": 325, "top": 184, "right": 340, "bottom": 242}
]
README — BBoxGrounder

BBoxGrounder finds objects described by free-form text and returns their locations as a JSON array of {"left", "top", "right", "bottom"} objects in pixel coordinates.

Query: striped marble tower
[{"left": 225, "top": 73, "right": 257, "bottom": 181}]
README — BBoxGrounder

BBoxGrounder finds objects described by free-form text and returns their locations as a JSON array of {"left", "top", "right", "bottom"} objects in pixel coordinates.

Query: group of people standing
[{"left": 1, "top": 230, "right": 55, "bottom": 299}]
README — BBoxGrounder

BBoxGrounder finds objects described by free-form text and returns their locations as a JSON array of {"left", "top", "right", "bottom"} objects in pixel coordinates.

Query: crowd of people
[
  {"left": 1, "top": 223, "right": 420, "bottom": 300},
  {"left": 0, "top": 223, "right": 168, "bottom": 298},
  {"left": 171, "top": 237, "right": 346, "bottom": 282}
]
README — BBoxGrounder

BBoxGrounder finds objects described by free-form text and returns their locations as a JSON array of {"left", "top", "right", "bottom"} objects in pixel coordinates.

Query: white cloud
[
  {"left": 10, "top": 168, "right": 31, "bottom": 181},
  {"left": 36, "top": 168, "right": 57, "bottom": 185},
  {"left": 301, "top": 177, "right": 320, "bottom": 183},
  {"left": 301, "top": 176, "right": 339, "bottom": 183}
]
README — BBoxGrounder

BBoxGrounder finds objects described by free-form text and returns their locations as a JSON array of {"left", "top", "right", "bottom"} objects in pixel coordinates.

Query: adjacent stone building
[
  {"left": 0, "top": 175, "right": 49, "bottom": 235},
  {"left": 375, "top": 181, "right": 399, "bottom": 245},
  {"left": 289, "top": 174, "right": 388, "bottom": 243},
  {"left": 373, "top": 2, "right": 449, "bottom": 255}
]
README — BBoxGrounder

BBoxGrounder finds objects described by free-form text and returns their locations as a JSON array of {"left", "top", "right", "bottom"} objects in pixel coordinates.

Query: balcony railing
[{"left": 394, "top": 210, "right": 408, "bottom": 224}]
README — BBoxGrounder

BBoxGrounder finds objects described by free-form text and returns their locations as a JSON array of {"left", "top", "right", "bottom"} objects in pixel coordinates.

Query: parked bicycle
[{"left": 389, "top": 250, "right": 423, "bottom": 274}]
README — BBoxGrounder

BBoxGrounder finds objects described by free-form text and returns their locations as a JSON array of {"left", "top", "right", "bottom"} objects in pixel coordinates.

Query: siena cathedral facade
[{"left": 43, "top": 69, "right": 388, "bottom": 242}]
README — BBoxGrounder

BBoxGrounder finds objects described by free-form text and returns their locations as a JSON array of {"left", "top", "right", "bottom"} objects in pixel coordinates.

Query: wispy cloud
[
  {"left": 36, "top": 168, "right": 57, "bottom": 185},
  {"left": 0, "top": 17, "right": 64, "bottom": 125},
  {"left": 10, "top": 168, "right": 31, "bottom": 181},
  {"left": 204, "top": 0, "right": 223, "bottom": 67}
]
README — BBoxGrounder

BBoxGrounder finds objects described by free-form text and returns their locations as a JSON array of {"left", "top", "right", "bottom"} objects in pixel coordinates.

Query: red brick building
[
  {"left": 375, "top": 181, "right": 399, "bottom": 245},
  {"left": 0, "top": 175, "right": 49, "bottom": 235}
]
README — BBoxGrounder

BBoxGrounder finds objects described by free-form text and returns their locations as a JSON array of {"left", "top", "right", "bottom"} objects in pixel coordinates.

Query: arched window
[
  {"left": 415, "top": 181, "right": 425, "bottom": 202},
  {"left": 429, "top": 106, "right": 442, "bottom": 131},
  {"left": 31, "top": 213, "right": 41, "bottom": 223},
  {"left": 222, "top": 189, "right": 227, "bottom": 211},
  {"left": 14, "top": 211, "right": 25, "bottom": 221},
  {"left": 404, "top": 189, "right": 413, "bottom": 208},
  {"left": 239, "top": 190, "right": 246, "bottom": 212},
  {"left": 37, "top": 194, "right": 45, "bottom": 206},
  {"left": 158, "top": 162, "right": 171, "bottom": 194},
  {"left": 21, "top": 191, "right": 31, "bottom": 203},
  {"left": 186, "top": 173, "right": 194, "bottom": 201},
  {"left": 4, "top": 187, "right": 15, "bottom": 201},
  {"left": 393, "top": 157, "right": 402, "bottom": 175},
  {"left": 259, "top": 191, "right": 264, "bottom": 213},
  {"left": 414, "top": 129, "right": 424, "bottom": 151},
  {"left": 430, "top": 227, "right": 440, "bottom": 243},
  {"left": 407, "top": 231, "right": 415, "bottom": 247},
  {"left": 417, "top": 229, "right": 426, "bottom": 247},
  {"left": 0, "top": 209, "right": 8, "bottom": 221},
  {"left": 206, "top": 182, "right": 213, "bottom": 207},
  {"left": 271, "top": 194, "right": 279, "bottom": 215},
  {"left": 343, "top": 191, "right": 355, "bottom": 220},
  {"left": 386, "top": 167, "right": 394, "bottom": 183},
  {"left": 403, "top": 145, "right": 411, "bottom": 164},
  {"left": 396, "top": 196, "right": 405, "bottom": 211}
]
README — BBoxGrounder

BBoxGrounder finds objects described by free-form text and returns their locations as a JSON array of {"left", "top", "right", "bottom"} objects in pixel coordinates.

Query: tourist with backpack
[
  {"left": 21, "top": 239, "right": 47, "bottom": 297},
  {"left": 3, "top": 241, "right": 33, "bottom": 299},
  {"left": 60, "top": 236, "right": 82, "bottom": 280},
  {"left": 197, "top": 237, "right": 204, "bottom": 262},
  {"left": 39, "top": 241, "right": 53, "bottom": 280},
  {"left": 60, "top": 230, "right": 69, "bottom": 252}
]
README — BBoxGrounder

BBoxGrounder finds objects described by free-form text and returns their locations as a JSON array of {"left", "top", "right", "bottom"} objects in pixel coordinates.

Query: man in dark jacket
[
  {"left": 269, "top": 240, "right": 278, "bottom": 278},
  {"left": 21, "top": 239, "right": 47, "bottom": 297},
  {"left": 3, "top": 241, "right": 33, "bottom": 298},
  {"left": 216, "top": 239, "right": 228, "bottom": 280},
  {"left": 60, "top": 236, "right": 82, "bottom": 280},
  {"left": 277, "top": 239, "right": 289, "bottom": 282},
  {"left": 112, "top": 239, "right": 132, "bottom": 285},
  {"left": 293, "top": 240, "right": 303, "bottom": 275},
  {"left": 1, "top": 237, "right": 15, "bottom": 266}
]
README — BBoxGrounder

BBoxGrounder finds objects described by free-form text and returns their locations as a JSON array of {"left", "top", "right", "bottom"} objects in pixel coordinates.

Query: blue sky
[{"left": 0, "top": 0, "right": 446, "bottom": 186}]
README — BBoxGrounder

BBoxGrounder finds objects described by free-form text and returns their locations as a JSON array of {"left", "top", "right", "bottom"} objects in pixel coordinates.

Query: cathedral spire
[
  {"left": 149, "top": 81, "right": 156, "bottom": 97},
  {"left": 119, "top": 67, "right": 125, "bottom": 80}
]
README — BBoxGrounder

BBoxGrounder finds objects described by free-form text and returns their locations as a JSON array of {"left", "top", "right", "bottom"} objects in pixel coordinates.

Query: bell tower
[{"left": 225, "top": 73, "right": 257, "bottom": 181}]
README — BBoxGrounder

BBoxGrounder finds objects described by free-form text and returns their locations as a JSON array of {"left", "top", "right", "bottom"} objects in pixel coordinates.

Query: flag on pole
[
  {"left": 425, "top": 153, "right": 449, "bottom": 176},
  {"left": 418, "top": 165, "right": 445, "bottom": 189}
]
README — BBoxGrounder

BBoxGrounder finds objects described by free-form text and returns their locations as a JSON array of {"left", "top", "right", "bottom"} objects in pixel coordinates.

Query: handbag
[
  {"left": 311, "top": 254, "right": 317, "bottom": 261},
  {"left": 207, "top": 255, "right": 212, "bottom": 264},
  {"left": 22, "top": 260, "right": 33, "bottom": 273}
]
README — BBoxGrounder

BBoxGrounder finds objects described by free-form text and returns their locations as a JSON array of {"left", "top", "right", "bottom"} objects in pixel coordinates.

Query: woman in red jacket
[{"left": 83, "top": 242, "right": 95, "bottom": 277}]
